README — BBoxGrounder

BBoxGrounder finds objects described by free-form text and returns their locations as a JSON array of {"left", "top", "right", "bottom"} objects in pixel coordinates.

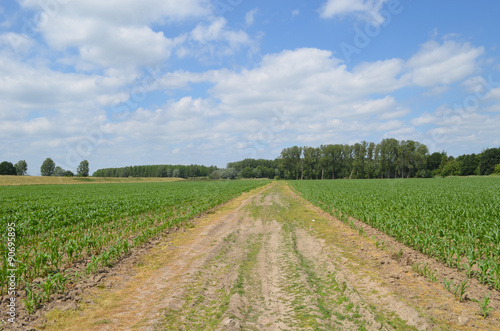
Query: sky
[{"left": 1, "top": 0, "right": 500, "bottom": 175}]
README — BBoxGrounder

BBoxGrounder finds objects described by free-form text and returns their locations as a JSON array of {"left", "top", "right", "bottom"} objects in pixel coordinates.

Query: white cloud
[
  {"left": 19, "top": 0, "right": 209, "bottom": 25},
  {"left": 174, "top": 17, "right": 256, "bottom": 61},
  {"left": 245, "top": 9, "right": 258, "bottom": 27},
  {"left": 210, "top": 48, "right": 405, "bottom": 118},
  {"left": 412, "top": 113, "right": 436, "bottom": 126},
  {"left": 320, "top": 0, "right": 389, "bottom": 24},
  {"left": 405, "top": 40, "right": 484, "bottom": 87},
  {"left": 378, "top": 107, "right": 410, "bottom": 120},
  {"left": 423, "top": 86, "right": 450, "bottom": 97},
  {"left": 191, "top": 18, "right": 249, "bottom": 45},
  {"left": 0, "top": 32, "right": 34, "bottom": 53},
  {"left": 16, "top": 0, "right": 228, "bottom": 69}
]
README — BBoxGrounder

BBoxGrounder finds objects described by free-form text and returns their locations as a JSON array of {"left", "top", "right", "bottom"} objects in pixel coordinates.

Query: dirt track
[{"left": 37, "top": 182, "right": 500, "bottom": 330}]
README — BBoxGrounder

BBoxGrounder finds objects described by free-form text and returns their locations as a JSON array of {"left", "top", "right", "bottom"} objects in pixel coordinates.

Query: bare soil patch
[{"left": 0, "top": 176, "right": 184, "bottom": 186}]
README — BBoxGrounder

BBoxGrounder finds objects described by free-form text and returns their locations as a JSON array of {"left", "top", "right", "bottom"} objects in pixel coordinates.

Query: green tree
[
  {"left": 240, "top": 166, "right": 254, "bottom": 178},
  {"left": 427, "top": 152, "right": 445, "bottom": 172},
  {"left": 479, "top": 148, "right": 500, "bottom": 175},
  {"left": 77, "top": 160, "right": 90, "bottom": 177},
  {"left": 494, "top": 163, "right": 500, "bottom": 174},
  {"left": 378, "top": 138, "right": 399, "bottom": 178},
  {"left": 14, "top": 160, "right": 28, "bottom": 176},
  {"left": 54, "top": 166, "right": 66, "bottom": 176},
  {"left": 252, "top": 167, "right": 263, "bottom": 178},
  {"left": 456, "top": 154, "right": 479, "bottom": 176},
  {"left": 0, "top": 161, "right": 16, "bottom": 175},
  {"left": 352, "top": 141, "right": 367, "bottom": 179},
  {"left": 40, "top": 158, "right": 56, "bottom": 176},
  {"left": 278, "top": 146, "right": 303, "bottom": 180},
  {"left": 157, "top": 165, "right": 168, "bottom": 177},
  {"left": 365, "top": 142, "right": 376, "bottom": 179}
]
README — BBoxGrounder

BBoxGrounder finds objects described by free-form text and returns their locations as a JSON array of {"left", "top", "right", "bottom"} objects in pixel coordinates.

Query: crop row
[
  {"left": 0, "top": 180, "right": 268, "bottom": 305},
  {"left": 291, "top": 177, "right": 500, "bottom": 290}
]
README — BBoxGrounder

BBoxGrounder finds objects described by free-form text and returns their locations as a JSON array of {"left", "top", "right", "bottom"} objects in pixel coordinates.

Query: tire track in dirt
[{"left": 158, "top": 185, "right": 418, "bottom": 330}]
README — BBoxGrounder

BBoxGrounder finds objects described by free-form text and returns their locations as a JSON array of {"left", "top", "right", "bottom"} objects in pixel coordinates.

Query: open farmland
[
  {"left": 291, "top": 177, "right": 500, "bottom": 290},
  {"left": 0, "top": 180, "right": 268, "bottom": 313},
  {"left": 0, "top": 175, "right": 184, "bottom": 186},
  {"left": 2, "top": 179, "right": 500, "bottom": 330}
]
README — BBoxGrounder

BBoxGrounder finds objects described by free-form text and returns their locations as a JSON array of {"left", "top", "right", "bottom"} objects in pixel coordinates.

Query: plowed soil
[{"left": 26, "top": 182, "right": 500, "bottom": 330}]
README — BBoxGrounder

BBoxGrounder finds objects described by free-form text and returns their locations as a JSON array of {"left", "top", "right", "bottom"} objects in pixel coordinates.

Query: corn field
[
  {"left": 291, "top": 177, "right": 500, "bottom": 290},
  {"left": 0, "top": 180, "right": 268, "bottom": 302}
]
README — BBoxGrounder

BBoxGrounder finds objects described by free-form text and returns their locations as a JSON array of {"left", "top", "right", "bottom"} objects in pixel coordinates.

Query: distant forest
[
  {"left": 92, "top": 164, "right": 217, "bottom": 179},
  {"left": 91, "top": 138, "right": 500, "bottom": 180}
]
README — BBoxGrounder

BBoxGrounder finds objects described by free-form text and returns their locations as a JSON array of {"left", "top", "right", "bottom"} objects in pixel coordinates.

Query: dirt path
[{"left": 37, "top": 182, "right": 500, "bottom": 330}]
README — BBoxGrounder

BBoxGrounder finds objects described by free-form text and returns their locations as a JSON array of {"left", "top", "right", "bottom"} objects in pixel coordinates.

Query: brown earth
[
  {"left": 11, "top": 182, "right": 500, "bottom": 330},
  {"left": 0, "top": 176, "right": 184, "bottom": 186}
]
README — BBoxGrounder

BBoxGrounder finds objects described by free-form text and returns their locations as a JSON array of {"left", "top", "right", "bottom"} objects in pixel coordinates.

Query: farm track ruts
[{"left": 25, "top": 182, "right": 500, "bottom": 330}]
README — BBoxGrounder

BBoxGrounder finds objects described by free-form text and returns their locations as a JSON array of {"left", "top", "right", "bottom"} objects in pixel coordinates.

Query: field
[
  {"left": 291, "top": 178, "right": 500, "bottom": 289},
  {"left": 2, "top": 178, "right": 500, "bottom": 330},
  {"left": 0, "top": 175, "right": 184, "bottom": 186},
  {"left": 0, "top": 179, "right": 269, "bottom": 312}
]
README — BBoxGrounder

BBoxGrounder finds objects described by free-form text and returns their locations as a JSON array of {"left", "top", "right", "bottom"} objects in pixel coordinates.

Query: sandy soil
[
  {"left": 13, "top": 182, "right": 500, "bottom": 330},
  {"left": 0, "top": 176, "right": 183, "bottom": 186}
]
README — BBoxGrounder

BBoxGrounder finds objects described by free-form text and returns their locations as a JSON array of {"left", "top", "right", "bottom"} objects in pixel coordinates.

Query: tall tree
[
  {"left": 77, "top": 160, "right": 90, "bottom": 177},
  {"left": 412, "top": 143, "right": 429, "bottom": 177},
  {"left": 303, "top": 147, "right": 321, "bottom": 179},
  {"left": 379, "top": 138, "right": 399, "bottom": 178},
  {"left": 40, "top": 158, "right": 56, "bottom": 176},
  {"left": 279, "top": 146, "right": 302, "bottom": 180},
  {"left": 365, "top": 142, "right": 376, "bottom": 179},
  {"left": 54, "top": 166, "right": 66, "bottom": 176},
  {"left": 352, "top": 142, "right": 367, "bottom": 179},
  {"left": 479, "top": 148, "right": 500, "bottom": 175},
  {"left": 427, "top": 152, "right": 445, "bottom": 172},
  {"left": 14, "top": 160, "right": 28, "bottom": 176},
  {"left": 0, "top": 161, "right": 16, "bottom": 175},
  {"left": 456, "top": 154, "right": 479, "bottom": 176}
]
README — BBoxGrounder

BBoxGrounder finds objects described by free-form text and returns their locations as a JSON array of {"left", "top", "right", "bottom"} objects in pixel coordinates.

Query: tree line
[
  {"left": 92, "top": 164, "right": 217, "bottom": 179},
  {"left": 0, "top": 160, "right": 28, "bottom": 176},
  {"left": 85, "top": 139, "right": 500, "bottom": 180},
  {"left": 0, "top": 159, "right": 90, "bottom": 177},
  {"left": 223, "top": 139, "right": 500, "bottom": 180},
  {"left": 275, "top": 139, "right": 500, "bottom": 180},
  {"left": 4, "top": 139, "right": 499, "bottom": 180}
]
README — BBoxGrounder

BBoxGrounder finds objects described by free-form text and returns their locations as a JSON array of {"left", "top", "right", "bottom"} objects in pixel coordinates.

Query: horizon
[{"left": 1, "top": 1, "right": 500, "bottom": 175}]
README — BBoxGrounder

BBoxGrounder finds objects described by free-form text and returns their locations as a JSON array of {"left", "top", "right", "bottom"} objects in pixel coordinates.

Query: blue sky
[{"left": 1, "top": 0, "right": 500, "bottom": 175}]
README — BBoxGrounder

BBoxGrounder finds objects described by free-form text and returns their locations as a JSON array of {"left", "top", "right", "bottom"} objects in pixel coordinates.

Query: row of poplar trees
[{"left": 279, "top": 139, "right": 430, "bottom": 180}]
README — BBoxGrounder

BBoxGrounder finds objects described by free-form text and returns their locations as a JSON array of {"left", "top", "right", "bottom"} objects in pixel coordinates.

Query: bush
[
  {"left": 0, "top": 161, "right": 16, "bottom": 175},
  {"left": 415, "top": 169, "right": 432, "bottom": 178},
  {"left": 493, "top": 163, "right": 500, "bottom": 175}
]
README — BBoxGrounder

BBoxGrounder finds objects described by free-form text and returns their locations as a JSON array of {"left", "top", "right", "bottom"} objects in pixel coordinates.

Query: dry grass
[{"left": 0, "top": 175, "right": 184, "bottom": 186}]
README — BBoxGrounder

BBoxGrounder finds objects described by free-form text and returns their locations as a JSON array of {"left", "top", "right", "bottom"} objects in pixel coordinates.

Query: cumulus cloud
[
  {"left": 210, "top": 48, "right": 404, "bottom": 119},
  {"left": 404, "top": 40, "right": 484, "bottom": 87},
  {"left": 19, "top": 0, "right": 210, "bottom": 25},
  {"left": 185, "top": 18, "right": 254, "bottom": 59},
  {"left": 0, "top": 32, "right": 34, "bottom": 53},
  {"left": 0, "top": 54, "right": 128, "bottom": 113},
  {"left": 320, "top": 0, "right": 390, "bottom": 24},
  {"left": 17, "top": 0, "right": 251, "bottom": 69}
]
